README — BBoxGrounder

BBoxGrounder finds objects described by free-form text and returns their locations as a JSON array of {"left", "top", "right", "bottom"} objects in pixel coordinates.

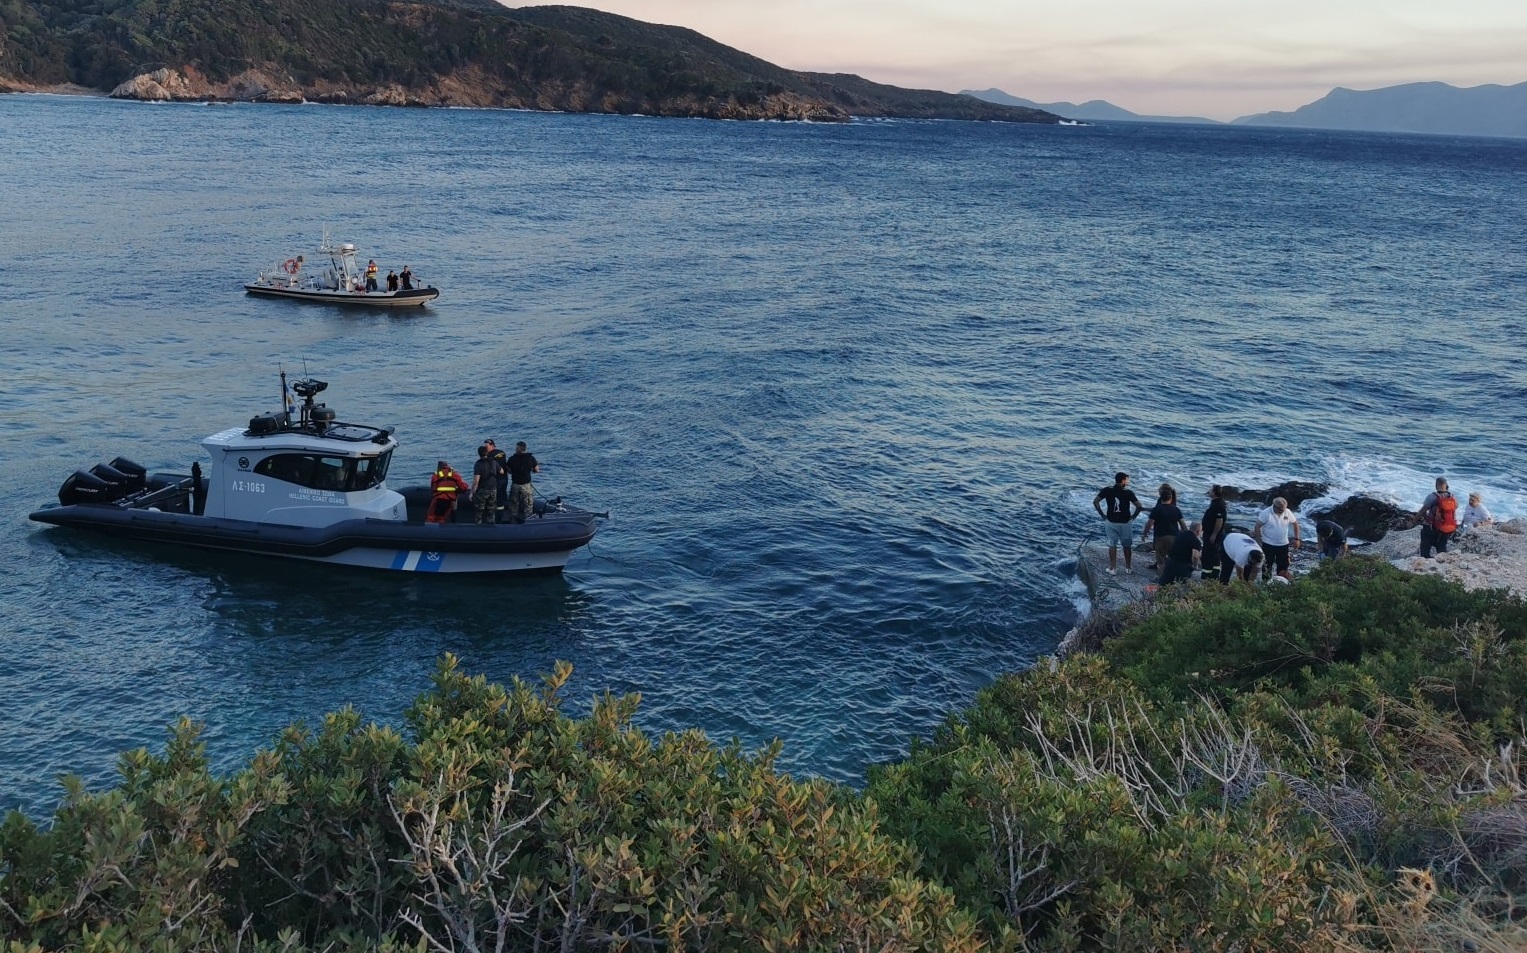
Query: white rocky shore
[{"left": 1358, "top": 519, "right": 1527, "bottom": 598}]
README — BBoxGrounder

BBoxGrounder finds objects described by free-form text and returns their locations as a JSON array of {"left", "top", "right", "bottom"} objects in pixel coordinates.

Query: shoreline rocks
[{"left": 94, "top": 65, "right": 852, "bottom": 120}]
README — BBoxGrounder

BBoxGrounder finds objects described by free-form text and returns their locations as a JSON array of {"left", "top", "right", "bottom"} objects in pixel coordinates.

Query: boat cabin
[{"left": 198, "top": 380, "right": 405, "bottom": 527}]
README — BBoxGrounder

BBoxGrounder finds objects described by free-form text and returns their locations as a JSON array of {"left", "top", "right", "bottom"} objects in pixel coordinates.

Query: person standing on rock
[
  {"left": 1253, "top": 497, "right": 1301, "bottom": 580},
  {"left": 1142, "top": 483, "right": 1186, "bottom": 572},
  {"left": 1417, "top": 477, "right": 1459, "bottom": 557},
  {"left": 1159, "top": 521, "right": 1203, "bottom": 586},
  {"left": 1200, "top": 485, "right": 1229, "bottom": 580},
  {"left": 1093, "top": 471, "right": 1143, "bottom": 574},
  {"left": 1219, "top": 531, "right": 1265, "bottom": 585}
]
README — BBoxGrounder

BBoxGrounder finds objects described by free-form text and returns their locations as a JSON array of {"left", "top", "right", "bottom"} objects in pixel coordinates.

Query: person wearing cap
[
  {"left": 426, "top": 460, "right": 469, "bottom": 524},
  {"left": 506, "top": 440, "right": 542, "bottom": 524},
  {"left": 1253, "top": 496, "right": 1301, "bottom": 580},
  {"left": 470, "top": 444, "right": 499, "bottom": 524},
  {"left": 484, "top": 439, "right": 509, "bottom": 522}
]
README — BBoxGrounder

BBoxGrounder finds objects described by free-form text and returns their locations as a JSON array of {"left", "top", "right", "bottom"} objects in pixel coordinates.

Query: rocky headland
[{"left": 1, "top": 1, "right": 1062, "bottom": 124}]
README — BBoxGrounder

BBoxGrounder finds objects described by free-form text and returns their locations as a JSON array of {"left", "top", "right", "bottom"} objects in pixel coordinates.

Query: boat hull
[
  {"left": 29, "top": 503, "right": 597, "bottom": 575},
  {"left": 244, "top": 284, "right": 440, "bottom": 307}
]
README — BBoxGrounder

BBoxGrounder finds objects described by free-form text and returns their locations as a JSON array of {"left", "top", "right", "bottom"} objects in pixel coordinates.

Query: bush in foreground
[
  {"left": 1, "top": 658, "right": 980, "bottom": 952},
  {"left": 6, "top": 560, "right": 1527, "bottom": 951}
]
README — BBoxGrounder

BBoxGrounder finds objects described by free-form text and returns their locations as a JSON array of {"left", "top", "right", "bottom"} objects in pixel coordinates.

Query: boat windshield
[{"left": 254, "top": 450, "right": 392, "bottom": 492}]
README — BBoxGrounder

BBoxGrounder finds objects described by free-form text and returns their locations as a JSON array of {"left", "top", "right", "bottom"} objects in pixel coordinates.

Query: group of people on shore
[
  {"left": 425, "top": 438, "right": 540, "bottom": 525},
  {"left": 1093, "top": 472, "right": 1496, "bottom": 589}
]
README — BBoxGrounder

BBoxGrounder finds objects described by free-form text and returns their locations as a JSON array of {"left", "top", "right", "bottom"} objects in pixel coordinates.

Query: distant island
[
  {"left": 962, "top": 88, "right": 1216, "bottom": 125},
  {"left": 1231, "top": 81, "right": 1527, "bottom": 139},
  {"left": 967, "top": 82, "right": 1527, "bottom": 139},
  {"left": 0, "top": 0, "right": 1061, "bottom": 124}
]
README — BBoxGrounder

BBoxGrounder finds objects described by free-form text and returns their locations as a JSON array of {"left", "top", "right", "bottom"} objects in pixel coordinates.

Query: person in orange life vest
[
  {"left": 1417, "top": 476, "right": 1459, "bottom": 558},
  {"left": 426, "top": 460, "right": 469, "bottom": 524},
  {"left": 365, "top": 259, "right": 379, "bottom": 292}
]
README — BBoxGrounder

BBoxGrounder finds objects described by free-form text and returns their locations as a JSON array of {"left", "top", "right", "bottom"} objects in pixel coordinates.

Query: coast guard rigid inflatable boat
[{"left": 29, "top": 376, "right": 600, "bottom": 574}]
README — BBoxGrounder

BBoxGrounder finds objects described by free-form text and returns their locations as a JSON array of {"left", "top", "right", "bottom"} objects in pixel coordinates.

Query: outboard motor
[
  {"left": 107, "top": 457, "right": 148, "bottom": 493},
  {"left": 59, "top": 468, "right": 115, "bottom": 505},
  {"left": 88, "top": 462, "right": 133, "bottom": 498}
]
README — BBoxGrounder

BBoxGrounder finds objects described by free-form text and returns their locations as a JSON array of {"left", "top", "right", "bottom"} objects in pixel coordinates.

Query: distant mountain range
[
  {"left": 966, "top": 82, "right": 1527, "bottom": 139},
  {"left": 1231, "top": 82, "right": 1527, "bottom": 138},
  {"left": 961, "top": 88, "right": 1215, "bottom": 125},
  {"left": 0, "top": 0, "right": 1061, "bottom": 123}
]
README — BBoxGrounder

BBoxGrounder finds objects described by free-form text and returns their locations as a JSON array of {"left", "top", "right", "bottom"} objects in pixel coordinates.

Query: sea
[{"left": 2, "top": 93, "right": 1526, "bottom": 818}]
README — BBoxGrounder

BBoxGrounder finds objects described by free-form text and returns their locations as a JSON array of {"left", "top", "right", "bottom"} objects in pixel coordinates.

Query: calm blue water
[{"left": 3, "top": 95, "right": 1526, "bottom": 817}]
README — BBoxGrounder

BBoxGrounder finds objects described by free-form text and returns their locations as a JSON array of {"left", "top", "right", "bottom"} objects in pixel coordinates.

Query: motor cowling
[
  {"left": 107, "top": 457, "right": 148, "bottom": 493},
  {"left": 59, "top": 469, "right": 115, "bottom": 505}
]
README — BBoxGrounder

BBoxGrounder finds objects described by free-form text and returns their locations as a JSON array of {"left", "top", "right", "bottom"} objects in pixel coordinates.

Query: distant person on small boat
[
  {"left": 427, "top": 460, "right": 469, "bottom": 524},
  {"left": 471, "top": 444, "right": 499, "bottom": 524},
  {"left": 1461, "top": 492, "right": 1494, "bottom": 528},
  {"left": 484, "top": 439, "right": 509, "bottom": 522},
  {"left": 400, "top": 265, "right": 414, "bottom": 290},
  {"left": 1417, "top": 476, "right": 1458, "bottom": 557},
  {"left": 386, "top": 270, "right": 399, "bottom": 292},
  {"left": 1315, "top": 520, "right": 1348, "bottom": 559},
  {"left": 1093, "top": 471, "right": 1142, "bottom": 574},
  {"left": 365, "top": 259, "right": 379, "bottom": 291},
  {"left": 1158, "top": 521, "right": 1202, "bottom": 586},
  {"left": 507, "top": 441, "right": 541, "bottom": 524},
  {"left": 1141, "top": 482, "right": 1185, "bottom": 572},
  {"left": 191, "top": 461, "right": 206, "bottom": 516},
  {"left": 1219, "top": 532, "right": 1265, "bottom": 585},
  {"left": 1200, "top": 484, "right": 1228, "bottom": 580}
]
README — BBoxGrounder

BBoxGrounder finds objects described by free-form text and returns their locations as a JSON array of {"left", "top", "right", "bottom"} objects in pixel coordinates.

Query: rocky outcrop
[
  {"left": 1309, "top": 494, "right": 1418, "bottom": 542},
  {"left": 101, "top": 63, "right": 849, "bottom": 119},
  {"left": 1220, "top": 481, "right": 1329, "bottom": 509}
]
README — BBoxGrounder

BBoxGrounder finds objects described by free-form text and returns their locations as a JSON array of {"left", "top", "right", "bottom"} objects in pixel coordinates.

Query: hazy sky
[{"left": 554, "top": 1, "right": 1527, "bottom": 120}]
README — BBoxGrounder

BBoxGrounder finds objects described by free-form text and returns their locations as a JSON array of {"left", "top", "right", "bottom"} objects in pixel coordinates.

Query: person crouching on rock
[
  {"left": 1316, "top": 520, "right": 1349, "bottom": 560},
  {"left": 1220, "top": 531, "right": 1265, "bottom": 585},
  {"left": 1159, "top": 521, "right": 1203, "bottom": 586}
]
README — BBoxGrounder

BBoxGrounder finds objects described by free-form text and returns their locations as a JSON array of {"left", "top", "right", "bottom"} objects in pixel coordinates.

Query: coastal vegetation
[
  {"left": 0, "top": 0, "right": 1059, "bottom": 121},
  {"left": 5, "top": 559, "right": 1527, "bottom": 950}
]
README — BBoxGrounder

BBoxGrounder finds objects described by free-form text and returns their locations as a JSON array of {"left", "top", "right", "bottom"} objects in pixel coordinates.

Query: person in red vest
[
  {"left": 1417, "top": 476, "right": 1459, "bottom": 558},
  {"left": 426, "top": 460, "right": 469, "bottom": 524}
]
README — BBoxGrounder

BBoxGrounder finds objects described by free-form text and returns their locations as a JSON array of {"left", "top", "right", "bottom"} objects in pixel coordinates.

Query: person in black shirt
[
  {"left": 1159, "top": 521, "right": 1203, "bottom": 586},
  {"left": 484, "top": 439, "right": 509, "bottom": 522},
  {"left": 1200, "top": 484, "right": 1229, "bottom": 580},
  {"left": 470, "top": 444, "right": 499, "bottom": 524},
  {"left": 1316, "top": 520, "right": 1349, "bottom": 560},
  {"left": 1141, "top": 483, "right": 1186, "bottom": 571},
  {"left": 506, "top": 440, "right": 541, "bottom": 524},
  {"left": 1092, "top": 471, "right": 1143, "bottom": 574}
]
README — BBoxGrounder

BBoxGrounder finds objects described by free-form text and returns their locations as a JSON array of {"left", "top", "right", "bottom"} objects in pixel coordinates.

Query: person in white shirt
[
  {"left": 1219, "top": 532, "right": 1265, "bottom": 585},
  {"left": 1252, "top": 497, "right": 1301, "bottom": 580},
  {"left": 1461, "top": 492, "right": 1493, "bottom": 528}
]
